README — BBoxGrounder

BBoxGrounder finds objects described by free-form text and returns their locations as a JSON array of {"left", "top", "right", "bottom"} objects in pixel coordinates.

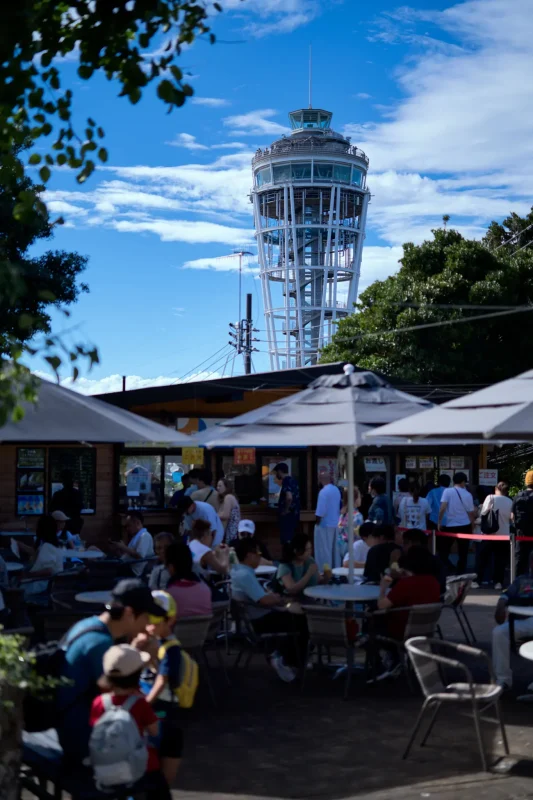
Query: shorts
[{"left": 150, "top": 700, "right": 184, "bottom": 759}]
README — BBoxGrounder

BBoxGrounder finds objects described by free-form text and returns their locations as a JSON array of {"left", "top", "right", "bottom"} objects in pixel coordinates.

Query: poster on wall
[
  {"left": 479, "top": 469, "right": 498, "bottom": 486},
  {"left": 317, "top": 457, "right": 338, "bottom": 486},
  {"left": 126, "top": 465, "right": 151, "bottom": 497},
  {"left": 450, "top": 456, "right": 465, "bottom": 470},
  {"left": 234, "top": 448, "right": 256, "bottom": 466},
  {"left": 364, "top": 456, "right": 387, "bottom": 472},
  {"left": 419, "top": 457, "right": 435, "bottom": 470},
  {"left": 439, "top": 457, "right": 450, "bottom": 470},
  {"left": 405, "top": 456, "right": 417, "bottom": 470},
  {"left": 17, "top": 494, "right": 44, "bottom": 516}
]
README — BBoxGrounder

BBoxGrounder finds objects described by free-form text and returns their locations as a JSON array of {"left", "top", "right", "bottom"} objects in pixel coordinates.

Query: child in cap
[
  {"left": 89, "top": 644, "right": 160, "bottom": 773},
  {"left": 143, "top": 590, "right": 186, "bottom": 785}
]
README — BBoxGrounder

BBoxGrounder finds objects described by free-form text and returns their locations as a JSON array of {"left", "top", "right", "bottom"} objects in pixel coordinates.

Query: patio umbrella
[
  {"left": 364, "top": 369, "right": 533, "bottom": 443},
  {"left": 198, "top": 364, "right": 434, "bottom": 580},
  {"left": 0, "top": 379, "right": 190, "bottom": 445}
]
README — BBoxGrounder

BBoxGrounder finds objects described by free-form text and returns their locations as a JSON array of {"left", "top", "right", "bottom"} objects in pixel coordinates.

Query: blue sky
[{"left": 32, "top": 0, "right": 533, "bottom": 393}]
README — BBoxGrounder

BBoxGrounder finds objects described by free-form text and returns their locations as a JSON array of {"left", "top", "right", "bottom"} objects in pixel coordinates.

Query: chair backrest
[
  {"left": 174, "top": 615, "right": 213, "bottom": 650},
  {"left": 404, "top": 603, "right": 443, "bottom": 641},
  {"left": 49, "top": 568, "right": 87, "bottom": 593},
  {"left": 205, "top": 603, "right": 229, "bottom": 643},
  {"left": 302, "top": 605, "right": 350, "bottom": 647},
  {"left": 405, "top": 637, "right": 448, "bottom": 697},
  {"left": 446, "top": 574, "right": 476, "bottom": 608}
]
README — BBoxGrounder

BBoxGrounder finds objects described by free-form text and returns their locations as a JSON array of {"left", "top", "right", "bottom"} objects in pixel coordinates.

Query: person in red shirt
[
  {"left": 89, "top": 644, "right": 162, "bottom": 777},
  {"left": 378, "top": 546, "right": 441, "bottom": 641}
]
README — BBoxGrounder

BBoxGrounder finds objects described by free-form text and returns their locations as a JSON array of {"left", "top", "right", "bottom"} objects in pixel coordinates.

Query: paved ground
[{"left": 171, "top": 590, "right": 533, "bottom": 800}]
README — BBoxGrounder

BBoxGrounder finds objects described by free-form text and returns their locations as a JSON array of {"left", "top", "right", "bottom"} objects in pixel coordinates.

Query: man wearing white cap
[{"left": 51, "top": 510, "right": 76, "bottom": 549}]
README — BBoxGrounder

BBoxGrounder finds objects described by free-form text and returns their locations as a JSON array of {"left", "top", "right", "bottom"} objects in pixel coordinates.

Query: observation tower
[{"left": 251, "top": 107, "right": 370, "bottom": 369}]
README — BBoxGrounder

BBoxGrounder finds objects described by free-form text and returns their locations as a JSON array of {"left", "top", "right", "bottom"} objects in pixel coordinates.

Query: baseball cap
[
  {"left": 109, "top": 579, "right": 165, "bottom": 618},
  {"left": 103, "top": 644, "right": 150, "bottom": 677},
  {"left": 149, "top": 590, "right": 178, "bottom": 624},
  {"left": 238, "top": 519, "right": 255, "bottom": 536},
  {"left": 51, "top": 510, "right": 69, "bottom": 522}
]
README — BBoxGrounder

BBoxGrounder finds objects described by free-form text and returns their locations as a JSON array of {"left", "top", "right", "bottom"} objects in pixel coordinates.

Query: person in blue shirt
[
  {"left": 169, "top": 473, "right": 192, "bottom": 508},
  {"left": 57, "top": 579, "right": 164, "bottom": 762},
  {"left": 273, "top": 463, "right": 300, "bottom": 545},
  {"left": 426, "top": 474, "right": 451, "bottom": 529},
  {"left": 367, "top": 476, "right": 394, "bottom": 526}
]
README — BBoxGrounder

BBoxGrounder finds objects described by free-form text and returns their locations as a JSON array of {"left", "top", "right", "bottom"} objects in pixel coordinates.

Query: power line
[{"left": 171, "top": 344, "right": 232, "bottom": 384}]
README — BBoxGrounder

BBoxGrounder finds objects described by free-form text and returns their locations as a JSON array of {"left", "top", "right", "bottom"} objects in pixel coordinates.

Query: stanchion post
[
  {"left": 431, "top": 529, "right": 437, "bottom": 556},
  {"left": 510, "top": 534, "right": 516, "bottom": 583}
]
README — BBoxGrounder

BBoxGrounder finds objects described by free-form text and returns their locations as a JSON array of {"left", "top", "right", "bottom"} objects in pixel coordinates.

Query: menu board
[{"left": 16, "top": 448, "right": 46, "bottom": 516}]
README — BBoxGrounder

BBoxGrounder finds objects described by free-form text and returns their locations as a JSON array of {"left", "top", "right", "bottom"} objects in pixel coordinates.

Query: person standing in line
[
  {"left": 393, "top": 477, "right": 411, "bottom": 520},
  {"left": 314, "top": 470, "right": 342, "bottom": 570},
  {"left": 216, "top": 478, "right": 241, "bottom": 542},
  {"left": 367, "top": 476, "right": 394, "bottom": 526},
  {"left": 426, "top": 474, "right": 451, "bottom": 531},
  {"left": 191, "top": 469, "right": 220, "bottom": 512},
  {"left": 438, "top": 472, "right": 476, "bottom": 575},
  {"left": 398, "top": 482, "right": 431, "bottom": 530},
  {"left": 512, "top": 470, "right": 533, "bottom": 576},
  {"left": 476, "top": 481, "right": 513, "bottom": 590},
  {"left": 272, "top": 463, "right": 300, "bottom": 546}
]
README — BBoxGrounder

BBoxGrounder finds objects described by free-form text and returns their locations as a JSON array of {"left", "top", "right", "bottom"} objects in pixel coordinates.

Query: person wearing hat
[
  {"left": 51, "top": 510, "right": 75, "bottom": 549},
  {"left": 57, "top": 579, "right": 165, "bottom": 763},
  {"left": 513, "top": 470, "right": 533, "bottom": 575},
  {"left": 237, "top": 519, "right": 274, "bottom": 565},
  {"left": 272, "top": 462, "right": 300, "bottom": 546}
]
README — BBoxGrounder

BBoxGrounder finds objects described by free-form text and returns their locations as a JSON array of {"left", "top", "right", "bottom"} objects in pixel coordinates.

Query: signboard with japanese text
[
  {"left": 182, "top": 447, "right": 205, "bottom": 466},
  {"left": 419, "top": 457, "right": 435, "bottom": 470},
  {"left": 405, "top": 457, "right": 417, "bottom": 470},
  {"left": 439, "top": 457, "right": 450, "bottom": 470},
  {"left": 234, "top": 448, "right": 256, "bottom": 466},
  {"left": 364, "top": 456, "right": 387, "bottom": 472},
  {"left": 450, "top": 456, "right": 465, "bottom": 470},
  {"left": 479, "top": 469, "right": 498, "bottom": 486}
]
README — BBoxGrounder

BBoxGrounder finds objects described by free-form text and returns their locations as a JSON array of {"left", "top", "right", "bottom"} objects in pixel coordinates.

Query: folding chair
[
  {"left": 443, "top": 574, "right": 478, "bottom": 643},
  {"left": 174, "top": 615, "right": 216, "bottom": 704},
  {"left": 404, "top": 636, "right": 509, "bottom": 771}
]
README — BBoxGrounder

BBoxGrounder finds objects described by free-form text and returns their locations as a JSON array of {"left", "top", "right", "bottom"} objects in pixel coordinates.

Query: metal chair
[
  {"left": 301, "top": 604, "right": 356, "bottom": 699},
  {"left": 231, "top": 599, "right": 302, "bottom": 672},
  {"left": 203, "top": 602, "right": 231, "bottom": 686},
  {"left": 403, "top": 637, "right": 509, "bottom": 771},
  {"left": 443, "top": 574, "right": 478, "bottom": 643},
  {"left": 174, "top": 614, "right": 216, "bottom": 704}
]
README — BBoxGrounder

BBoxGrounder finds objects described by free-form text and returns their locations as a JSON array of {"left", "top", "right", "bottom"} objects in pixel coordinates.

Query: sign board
[
  {"left": 317, "top": 457, "right": 338, "bottom": 484},
  {"left": 234, "top": 448, "right": 256, "bottom": 466},
  {"left": 419, "top": 457, "right": 435, "bottom": 470},
  {"left": 405, "top": 457, "right": 417, "bottom": 470},
  {"left": 364, "top": 456, "right": 387, "bottom": 472},
  {"left": 126, "top": 465, "right": 151, "bottom": 497},
  {"left": 479, "top": 469, "right": 498, "bottom": 486},
  {"left": 439, "top": 457, "right": 450, "bottom": 470},
  {"left": 450, "top": 456, "right": 465, "bottom": 470},
  {"left": 182, "top": 447, "right": 205, "bottom": 466}
]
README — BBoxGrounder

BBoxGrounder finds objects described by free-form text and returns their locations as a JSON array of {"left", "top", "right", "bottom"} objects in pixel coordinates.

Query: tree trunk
[{"left": 0, "top": 683, "right": 23, "bottom": 800}]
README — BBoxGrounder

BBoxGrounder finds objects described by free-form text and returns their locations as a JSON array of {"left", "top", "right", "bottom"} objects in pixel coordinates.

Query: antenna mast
[{"left": 308, "top": 44, "right": 312, "bottom": 108}]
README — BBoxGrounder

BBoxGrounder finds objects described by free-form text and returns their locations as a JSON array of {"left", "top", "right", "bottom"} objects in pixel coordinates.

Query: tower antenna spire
[{"left": 308, "top": 44, "right": 312, "bottom": 108}]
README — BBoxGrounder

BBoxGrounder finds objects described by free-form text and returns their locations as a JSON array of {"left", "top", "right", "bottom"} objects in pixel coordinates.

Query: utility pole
[{"left": 228, "top": 292, "right": 259, "bottom": 375}]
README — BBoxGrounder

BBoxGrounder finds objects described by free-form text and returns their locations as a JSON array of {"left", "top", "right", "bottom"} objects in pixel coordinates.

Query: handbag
[{"left": 480, "top": 495, "right": 500, "bottom": 535}]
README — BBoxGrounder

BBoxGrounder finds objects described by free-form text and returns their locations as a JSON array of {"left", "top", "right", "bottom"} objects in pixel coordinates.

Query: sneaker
[
  {"left": 494, "top": 583, "right": 503, "bottom": 591},
  {"left": 270, "top": 653, "right": 296, "bottom": 683}
]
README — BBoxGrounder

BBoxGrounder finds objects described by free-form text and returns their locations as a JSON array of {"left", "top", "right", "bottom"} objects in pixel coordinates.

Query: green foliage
[
  {"left": 321, "top": 210, "right": 533, "bottom": 386},
  {"left": 0, "top": 149, "right": 98, "bottom": 424},
  {"left": 0, "top": 630, "right": 68, "bottom": 707}
]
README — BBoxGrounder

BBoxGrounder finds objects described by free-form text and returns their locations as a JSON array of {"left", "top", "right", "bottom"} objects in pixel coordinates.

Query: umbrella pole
[{"left": 347, "top": 446, "right": 355, "bottom": 584}]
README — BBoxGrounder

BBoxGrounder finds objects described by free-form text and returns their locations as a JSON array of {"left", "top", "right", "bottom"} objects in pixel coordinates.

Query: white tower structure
[{"left": 251, "top": 107, "right": 370, "bottom": 369}]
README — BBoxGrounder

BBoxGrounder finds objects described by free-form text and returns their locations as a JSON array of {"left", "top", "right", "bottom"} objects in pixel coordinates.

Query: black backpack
[
  {"left": 23, "top": 624, "right": 106, "bottom": 732},
  {"left": 513, "top": 490, "right": 533, "bottom": 535},
  {"left": 480, "top": 496, "right": 500, "bottom": 535}
]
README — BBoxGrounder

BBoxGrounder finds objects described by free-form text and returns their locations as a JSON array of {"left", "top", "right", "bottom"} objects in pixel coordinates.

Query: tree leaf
[{"left": 39, "top": 166, "right": 51, "bottom": 182}]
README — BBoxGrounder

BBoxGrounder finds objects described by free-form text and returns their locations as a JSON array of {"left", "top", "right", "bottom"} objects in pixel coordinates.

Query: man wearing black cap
[
  {"left": 57, "top": 579, "right": 164, "bottom": 762},
  {"left": 272, "top": 462, "right": 300, "bottom": 545}
]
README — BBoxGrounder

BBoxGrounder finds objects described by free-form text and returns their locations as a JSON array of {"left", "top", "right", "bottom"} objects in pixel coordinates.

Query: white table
[
  {"left": 6, "top": 562, "right": 24, "bottom": 572},
  {"left": 255, "top": 565, "right": 276, "bottom": 576},
  {"left": 64, "top": 549, "right": 105, "bottom": 560},
  {"left": 332, "top": 567, "right": 364, "bottom": 578},
  {"left": 519, "top": 641, "right": 533, "bottom": 660},
  {"left": 75, "top": 591, "right": 112, "bottom": 605},
  {"left": 508, "top": 606, "right": 533, "bottom": 618},
  {"left": 303, "top": 584, "right": 381, "bottom": 603},
  {"left": 1, "top": 531, "right": 35, "bottom": 537}
]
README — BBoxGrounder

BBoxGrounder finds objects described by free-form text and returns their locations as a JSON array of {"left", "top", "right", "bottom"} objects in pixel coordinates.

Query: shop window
[
  {"left": 49, "top": 447, "right": 96, "bottom": 514},
  {"left": 119, "top": 454, "right": 162, "bottom": 511},
  {"left": 164, "top": 455, "right": 186, "bottom": 507},
  {"left": 218, "top": 455, "right": 259, "bottom": 505}
]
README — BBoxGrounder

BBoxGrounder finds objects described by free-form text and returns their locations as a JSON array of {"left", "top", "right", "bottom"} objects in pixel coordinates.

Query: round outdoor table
[
  {"left": 517, "top": 640, "right": 533, "bottom": 703},
  {"left": 75, "top": 591, "right": 112, "bottom": 605},
  {"left": 507, "top": 606, "right": 533, "bottom": 654},
  {"left": 6, "top": 562, "right": 24, "bottom": 572},
  {"left": 1, "top": 531, "right": 35, "bottom": 537},
  {"left": 64, "top": 549, "right": 105, "bottom": 560},
  {"left": 332, "top": 567, "right": 364, "bottom": 578},
  {"left": 303, "top": 584, "right": 380, "bottom": 603},
  {"left": 255, "top": 565, "right": 276, "bottom": 576}
]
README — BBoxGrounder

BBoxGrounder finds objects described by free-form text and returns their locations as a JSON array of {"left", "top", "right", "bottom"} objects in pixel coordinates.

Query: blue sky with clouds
[{"left": 33, "top": 0, "right": 533, "bottom": 393}]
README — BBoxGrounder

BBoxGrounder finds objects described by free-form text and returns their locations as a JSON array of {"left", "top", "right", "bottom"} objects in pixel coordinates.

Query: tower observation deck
[{"left": 251, "top": 107, "right": 370, "bottom": 369}]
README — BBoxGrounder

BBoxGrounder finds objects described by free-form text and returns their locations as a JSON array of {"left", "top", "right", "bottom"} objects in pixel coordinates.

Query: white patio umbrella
[
  {"left": 198, "top": 364, "right": 434, "bottom": 581},
  {"left": 0, "top": 379, "right": 191, "bottom": 445},
  {"left": 364, "top": 369, "right": 533, "bottom": 443}
]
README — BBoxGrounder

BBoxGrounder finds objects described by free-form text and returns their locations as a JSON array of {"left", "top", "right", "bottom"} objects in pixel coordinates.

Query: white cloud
[
  {"left": 166, "top": 133, "right": 209, "bottom": 150},
  {"left": 222, "top": 0, "right": 320, "bottom": 37},
  {"left": 112, "top": 218, "right": 254, "bottom": 245},
  {"left": 355, "top": 93, "right": 372, "bottom": 100},
  {"left": 223, "top": 109, "right": 289, "bottom": 136},
  {"left": 35, "top": 371, "right": 223, "bottom": 395},
  {"left": 191, "top": 97, "right": 230, "bottom": 107},
  {"left": 182, "top": 254, "right": 259, "bottom": 274},
  {"left": 358, "top": 246, "right": 404, "bottom": 291}
]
